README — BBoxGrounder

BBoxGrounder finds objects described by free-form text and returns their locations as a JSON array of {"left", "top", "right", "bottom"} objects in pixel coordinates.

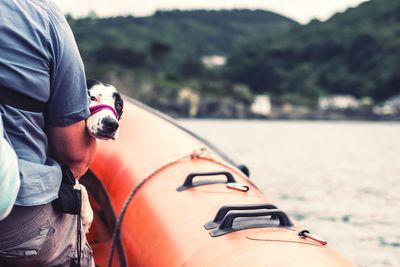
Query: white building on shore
[
  {"left": 319, "top": 95, "right": 360, "bottom": 110},
  {"left": 373, "top": 95, "right": 400, "bottom": 115},
  {"left": 201, "top": 55, "right": 226, "bottom": 69},
  {"left": 251, "top": 95, "right": 271, "bottom": 116}
]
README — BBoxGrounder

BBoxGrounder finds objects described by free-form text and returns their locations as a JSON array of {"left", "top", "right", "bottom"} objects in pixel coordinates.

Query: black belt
[{"left": 0, "top": 85, "right": 46, "bottom": 113}]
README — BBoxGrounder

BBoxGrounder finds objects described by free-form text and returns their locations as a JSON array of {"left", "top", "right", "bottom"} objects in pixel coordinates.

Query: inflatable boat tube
[{"left": 81, "top": 98, "right": 356, "bottom": 267}]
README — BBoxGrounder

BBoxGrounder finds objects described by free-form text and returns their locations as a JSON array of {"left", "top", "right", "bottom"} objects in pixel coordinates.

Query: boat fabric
[
  {"left": 0, "top": 116, "right": 19, "bottom": 221},
  {"left": 0, "top": 0, "right": 89, "bottom": 206}
]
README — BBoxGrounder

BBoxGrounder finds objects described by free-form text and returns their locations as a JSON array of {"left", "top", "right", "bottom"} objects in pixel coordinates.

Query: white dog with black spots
[{"left": 79, "top": 79, "right": 124, "bottom": 233}]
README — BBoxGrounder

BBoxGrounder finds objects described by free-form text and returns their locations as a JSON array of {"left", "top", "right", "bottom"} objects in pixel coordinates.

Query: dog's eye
[{"left": 90, "top": 96, "right": 97, "bottom": 101}]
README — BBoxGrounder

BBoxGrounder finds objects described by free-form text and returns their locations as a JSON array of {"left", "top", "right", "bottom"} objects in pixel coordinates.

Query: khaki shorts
[{"left": 0, "top": 203, "right": 94, "bottom": 267}]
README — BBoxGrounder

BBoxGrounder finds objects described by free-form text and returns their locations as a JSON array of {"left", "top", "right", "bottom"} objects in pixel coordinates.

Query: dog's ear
[
  {"left": 86, "top": 79, "right": 101, "bottom": 90},
  {"left": 114, "top": 92, "right": 123, "bottom": 120}
]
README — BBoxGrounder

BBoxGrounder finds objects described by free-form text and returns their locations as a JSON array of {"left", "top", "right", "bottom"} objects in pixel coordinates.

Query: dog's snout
[{"left": 103, "top": 117, "right": 119, "bottom": 132}]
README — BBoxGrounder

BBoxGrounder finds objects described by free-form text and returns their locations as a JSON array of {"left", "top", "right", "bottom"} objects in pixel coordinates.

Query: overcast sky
[{"left": 52, "top": 0, "right": 368, "bottom": 24}]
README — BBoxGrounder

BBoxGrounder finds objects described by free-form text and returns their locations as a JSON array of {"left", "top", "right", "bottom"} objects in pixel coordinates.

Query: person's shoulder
[{"left": 45, "top": 0, "right": 68, "bottom": 24}]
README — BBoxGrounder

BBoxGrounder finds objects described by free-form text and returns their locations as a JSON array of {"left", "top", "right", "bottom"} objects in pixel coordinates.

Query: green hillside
[
  {"left": 68, "top": 10, "right": 297, "bottom": 78},
  {"left": 226, "top": 0, "right": 400, "bottom": 105},
  {"left": 67, "top": 2, "right": 400, "bottom": 117}
]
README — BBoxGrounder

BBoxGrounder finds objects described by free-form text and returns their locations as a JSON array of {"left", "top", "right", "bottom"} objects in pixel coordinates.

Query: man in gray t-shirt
[{"left": 0, "top": 0, "right": 96, "bottom": 266}]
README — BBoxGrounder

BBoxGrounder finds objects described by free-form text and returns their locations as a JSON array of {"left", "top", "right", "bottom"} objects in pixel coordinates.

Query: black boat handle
[
  {"left": 209, "top": 209, "right": 293, "bottom": 237},
  {"left": 220, "top": 210, "right": 293, "bottom": 229},
  {"left": 204, "top": 203, "right": 278, "bottom": 230},
  {"left": 177, "top": 171, "right": 236, "bottom": 191}
]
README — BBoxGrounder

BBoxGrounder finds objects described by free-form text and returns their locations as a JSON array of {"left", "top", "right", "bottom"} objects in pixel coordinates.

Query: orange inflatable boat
[{"left": 81, "top": 98, "right": 356, "bottom": 267}]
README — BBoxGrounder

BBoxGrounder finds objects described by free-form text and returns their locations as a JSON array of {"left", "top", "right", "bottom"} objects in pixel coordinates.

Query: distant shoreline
[{"left": 174, "top": 114, "right": 400, "bottom": 122}]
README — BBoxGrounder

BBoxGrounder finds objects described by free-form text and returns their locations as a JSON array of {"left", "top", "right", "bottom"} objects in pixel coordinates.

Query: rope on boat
[{"left": 107, "top": 147, "right": 214, "bottom": 267}]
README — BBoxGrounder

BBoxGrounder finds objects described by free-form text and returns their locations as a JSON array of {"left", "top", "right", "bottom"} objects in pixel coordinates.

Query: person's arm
[
  {"left": 47, "top": 120, "right": 96, "bottom": 178},
  {"left": 45, "top": 3, "right": 96, "bottom": 178}
]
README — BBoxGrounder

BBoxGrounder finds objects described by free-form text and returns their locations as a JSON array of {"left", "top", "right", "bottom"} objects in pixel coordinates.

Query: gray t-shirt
[{"left": 0, "top": 0, "right": 90, "bottom": 205}]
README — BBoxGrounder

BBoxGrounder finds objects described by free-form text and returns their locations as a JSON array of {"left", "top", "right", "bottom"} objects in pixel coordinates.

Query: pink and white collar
[{"left": 89, "top": 104, "right": 119, "bottom": 119}]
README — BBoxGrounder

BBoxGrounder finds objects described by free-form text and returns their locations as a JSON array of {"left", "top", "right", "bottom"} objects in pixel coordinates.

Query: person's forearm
[
  {"left": 48, "top": 120, "right": 97, "bottom": 179},
  {"left": 61, "top": 135, "right": 96, "bottom": 178}
]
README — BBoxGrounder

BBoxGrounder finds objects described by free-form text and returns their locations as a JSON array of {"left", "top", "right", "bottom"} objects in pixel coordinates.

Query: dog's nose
[{"left": 103, "top": 117, "right": 119, "bottom": 132}]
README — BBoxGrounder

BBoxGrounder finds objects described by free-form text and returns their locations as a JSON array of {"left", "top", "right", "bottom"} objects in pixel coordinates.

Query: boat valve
[
  {"left": 298, "top": 229, "right": 328, "bottom": 246},
  {"left": 226, "top": 183, "right": 249, "bottom": 192}
]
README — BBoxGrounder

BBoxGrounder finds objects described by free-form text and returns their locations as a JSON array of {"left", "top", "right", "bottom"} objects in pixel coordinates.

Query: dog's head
[{"left": 86, "top": 79, "right": 123, "bottom": 140}]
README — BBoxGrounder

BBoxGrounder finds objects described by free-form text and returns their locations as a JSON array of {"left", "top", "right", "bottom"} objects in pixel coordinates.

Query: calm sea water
[{"left": 179, "top": 120, "right": 400, "bottom": 267}]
